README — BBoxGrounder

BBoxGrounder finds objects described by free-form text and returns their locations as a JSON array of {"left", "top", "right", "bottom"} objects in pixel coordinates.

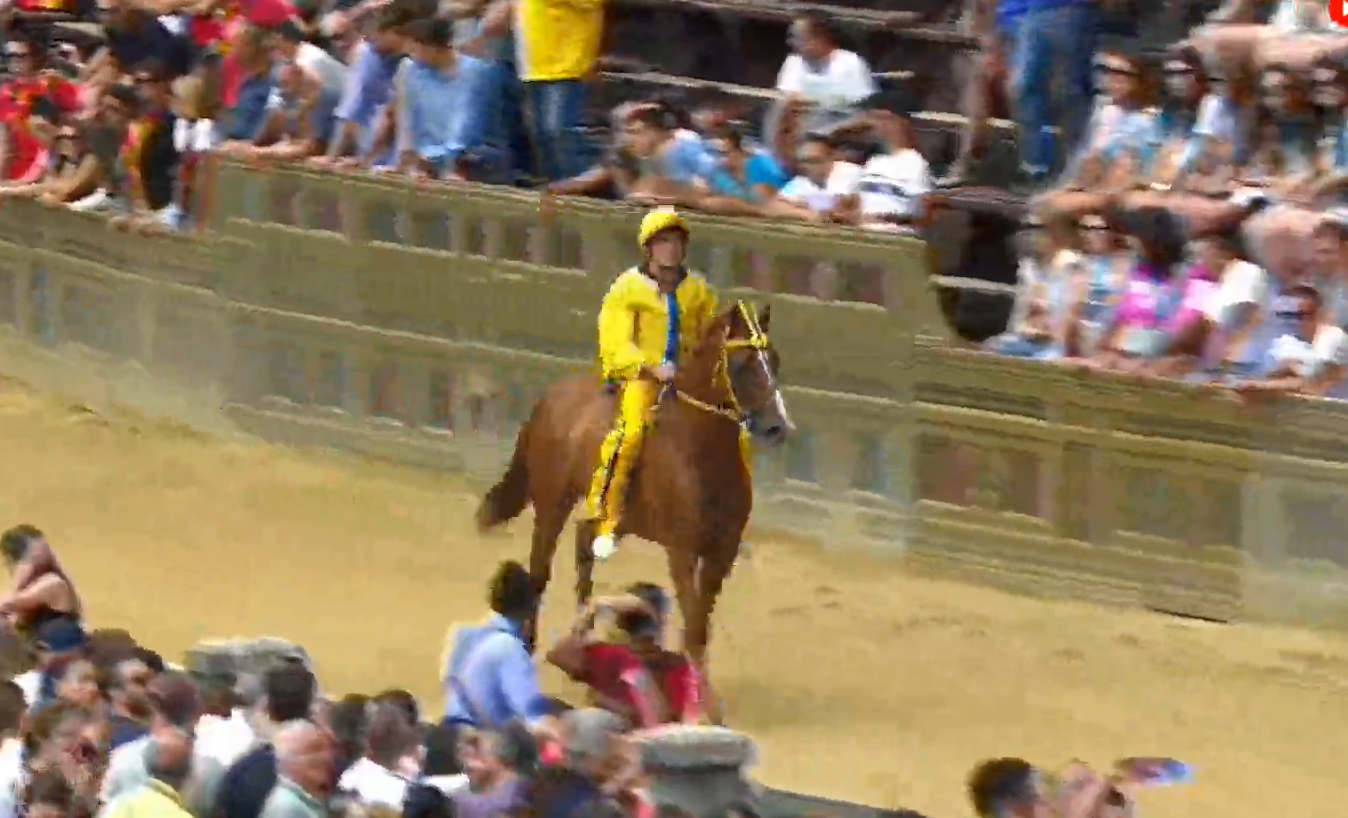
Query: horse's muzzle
[{"left": 756, "top": 421, "right": 791, "bottom": 447}]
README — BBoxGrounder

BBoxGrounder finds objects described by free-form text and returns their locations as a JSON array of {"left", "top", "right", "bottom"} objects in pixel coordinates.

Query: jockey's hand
[{"left": 650, "top": 363, "right": 675, "bottom": 383}]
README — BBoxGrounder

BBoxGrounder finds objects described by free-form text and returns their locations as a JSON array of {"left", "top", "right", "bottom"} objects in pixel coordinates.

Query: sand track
[{"left": 0, "top": 375, "right": 1344, "bottom": 818}]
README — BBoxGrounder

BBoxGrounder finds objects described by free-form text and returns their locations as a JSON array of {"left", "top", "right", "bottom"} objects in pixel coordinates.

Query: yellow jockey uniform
[{"left": 587, "top": 209, "right": 718, "bottom": 559}]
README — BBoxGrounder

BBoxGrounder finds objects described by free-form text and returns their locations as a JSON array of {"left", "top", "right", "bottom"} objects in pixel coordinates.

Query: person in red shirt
[
  {"left": 0, "top": 34, "right": 83, "bottom": 184},
  {"left": 546, "top": 583, "right": 703, "bottom": 729}
]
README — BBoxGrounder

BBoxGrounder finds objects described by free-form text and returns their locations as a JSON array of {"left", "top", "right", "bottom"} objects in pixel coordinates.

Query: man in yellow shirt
[
  {"left": 587, "top": 208, "right": 718, "bottom": 561},
  {"left": 514, "top": 0, "right": 602, "bottom": 180}
]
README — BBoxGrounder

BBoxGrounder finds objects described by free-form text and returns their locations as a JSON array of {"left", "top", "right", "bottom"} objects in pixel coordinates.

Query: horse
[{"left": 474, "top": 300, "right": 792, "bottom": 677}]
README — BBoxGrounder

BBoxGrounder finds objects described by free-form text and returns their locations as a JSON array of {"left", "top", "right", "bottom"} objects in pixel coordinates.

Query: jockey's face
[{"left": 646, "top": 230, "right": 686, "bottom": 271}]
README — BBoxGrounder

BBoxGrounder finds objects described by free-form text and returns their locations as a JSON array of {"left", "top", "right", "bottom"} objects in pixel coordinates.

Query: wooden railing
[{"left": 0, "top": 163, "right": 1345, "bottom": 633}]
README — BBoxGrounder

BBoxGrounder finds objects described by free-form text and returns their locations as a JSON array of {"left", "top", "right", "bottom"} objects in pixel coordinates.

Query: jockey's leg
[{"left": 586, "top": 379, "right": 655, "bottom": 560}]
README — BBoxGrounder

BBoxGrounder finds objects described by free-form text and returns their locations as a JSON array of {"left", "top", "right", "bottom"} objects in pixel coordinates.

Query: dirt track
[{"left": 1, "top": 374, "right": 1346, "bottom": 818}]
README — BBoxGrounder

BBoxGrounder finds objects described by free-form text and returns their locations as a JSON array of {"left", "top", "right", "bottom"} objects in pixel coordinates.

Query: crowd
[{"left": 0, "top": 517, "right": 1167, "bottom": 818}]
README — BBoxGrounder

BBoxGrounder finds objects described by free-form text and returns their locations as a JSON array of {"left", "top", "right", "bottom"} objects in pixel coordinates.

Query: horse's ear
[{"left": 759, "top": 303, "right": 771, "bottom": 333}]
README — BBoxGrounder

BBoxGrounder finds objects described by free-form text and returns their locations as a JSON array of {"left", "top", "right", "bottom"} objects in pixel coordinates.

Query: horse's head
[{"left": 691, "top": 301, "right": 794, "bottom": 446}]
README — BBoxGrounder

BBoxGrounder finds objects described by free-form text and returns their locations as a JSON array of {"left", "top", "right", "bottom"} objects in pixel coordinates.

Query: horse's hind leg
[{"left": 573, "top": 518, "right": 597, "bottom": 610}]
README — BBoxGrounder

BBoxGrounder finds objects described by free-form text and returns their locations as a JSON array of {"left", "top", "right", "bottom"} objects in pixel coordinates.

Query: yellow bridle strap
[{"left": 672, "top": 301, "right": 770, "bottom": 421}]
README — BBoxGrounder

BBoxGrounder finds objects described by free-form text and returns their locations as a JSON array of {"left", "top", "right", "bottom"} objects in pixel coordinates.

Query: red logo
[{"left": 1332, "top": 0, "right": 1348, "bottom": 27}]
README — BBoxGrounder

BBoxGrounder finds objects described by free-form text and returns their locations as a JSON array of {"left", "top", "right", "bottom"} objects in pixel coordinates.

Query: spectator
[
  {"left": 102, "top": 671, "right": 224, "bottom": 818},
  {"left": 52, "top": 655, "right": 99, "bottom": 710},
  {"left": 65, "top": 84, "right": 145, "bottom": 215},
  {"left": 96, "top": 0, "right": 193, "bottom": 81},
  {"left": 323, "top": 694, "right": 369, "bottom": 777},
  {"left": 117, "top": 60, "right": 180, "bottom": 227},
  {"left": 258, "top": 721, "right": 334, "bottom": 818},
  {"left": 996, "top": 0, "right": 1095, "bottom": 186},
  {"left": 1313, "top": 210, "right": 1348, "bottom": 324},
  {"left": 967, "top": 757, "right": 1047, "bottom": 818},
  {"left": 1088, "top": 207, "right": 1189, "bottom": 374},
  {"left": 622, "top": 103, "right": 716, "bottom": 204},
  {"left": 0, "top": 525, "right": 85, "bottom": 710},
  {"left": 215, "top": 661, "right": 316, "bottom": 818},
  {"left": 525, "top": 709, "right": 631, "bottom": 818},
  {"left": 1064, "top": 214, "right": 1126, "bottom": 358},
  {"left": 1308, "top": 55, "right": 1348, "bottom": 202},
  {"left": 1054, "top": 49, "right": 1156, "bottom": 197},
  {"left": 165, "top": 74, "right": 221, "bottom": 231},
  {"left": 21, "top": 768, "right": 73, "bottom": 818},
  {"left": 393, "top": 17, "right": 502, "bottom": 182},
  {"left": 1233, "top": 281, "right": 1348, "bottom": 399},
  {"left": 768, "top": 133, "right": 863, "bottom": 220},
  {"left": 100, "top": 728, "right": 197, "bottom": 818},
  {"left": 698, "top": 121, "right": 788, "bottom": 208},
  {"left": 23, "top": 701, "right": 101, "bottom": 816},
  {"left": 773, "top": 12, "right": 875, "bottom": 134},
  {"left": 101, "top": 645, "right": 152, "bottom": 752},
  {"left": 441, "top": 560, "right": 552, "bottom": 734},
  {"left": 831, "top": 91, "right": 932, "bottom": 232},
  {"left": 319, "top": 7, "right": 407, "bottom": 167},
  {"left": 334, "top": 704, "right": 419, "bottom": 810},
  {"left": 0, "top": 682, "right": 26, "bottom": 818},
  {"left": 0, "top": 33, "right": 83, "bottom": 188},
  {"left": 515, "top": 0, "right": 602, "bottom": 181},
  {"left": 223, "top": 20, "right": 347, "bottom": 164},
  {"left": 219, "top": 26, "right": 276, "bottom": 143},
  {"left": 1153, "top": 45, "right": 1235, "bottom": 191},
  {"left": 419, "top": 722, "right": 467, "bottom": 795},
  {"left": 450, "top": 730, "right": 525, "bottom": 818},
  {"left": 369, "top": 689, "right": 418, "bottom": 728},
  {"left": 1191, "top": 232, "right": 1270, "bottom": 379},
  {"left": 545, "top": 584, "right": 701, "bottom": 729},
  {"left": 1246, "top": 63, "right": 1319, "bottom": 191},
  {"left": 194, "top": 674, "right": 262, "bottom": 769}
]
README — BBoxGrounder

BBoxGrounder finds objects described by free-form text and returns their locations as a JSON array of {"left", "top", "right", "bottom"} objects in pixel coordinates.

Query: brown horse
[{"left": 475, "top": 301, "right": 792, "bottom": 673}]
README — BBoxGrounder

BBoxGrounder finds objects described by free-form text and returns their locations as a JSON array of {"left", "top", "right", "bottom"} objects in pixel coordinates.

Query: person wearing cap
[
  {"left": 102, "top": 671, "right": 227, "bottom": 818},
  {"left": 584, "top": 208, "right": 719, "bottom": 562},
  {"left": 545, "top": 582, "right": 701, "bottom": 729}
]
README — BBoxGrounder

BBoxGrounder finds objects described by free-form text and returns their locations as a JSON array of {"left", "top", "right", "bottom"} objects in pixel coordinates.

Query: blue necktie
[{"left": 663, "top": 292, "right": 680, "bottom": 365}]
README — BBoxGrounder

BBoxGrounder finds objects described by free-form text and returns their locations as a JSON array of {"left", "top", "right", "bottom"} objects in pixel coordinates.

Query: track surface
[{"left": 1, "top": 376, "right": 1345, "bottom": 818}]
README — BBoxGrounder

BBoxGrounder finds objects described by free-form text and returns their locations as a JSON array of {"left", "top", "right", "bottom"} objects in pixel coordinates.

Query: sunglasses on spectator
[
  {"left": 5, "top": 49, "right": 31, "bottom": 60},
  {"left": 1164, "top": 61, "right": 1195, "bottom": 76}
]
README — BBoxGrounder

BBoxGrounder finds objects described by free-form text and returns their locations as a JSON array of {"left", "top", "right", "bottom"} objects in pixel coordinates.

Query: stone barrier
[{"left": 0, "top": 164, "right": 1344, "bottom": 634}]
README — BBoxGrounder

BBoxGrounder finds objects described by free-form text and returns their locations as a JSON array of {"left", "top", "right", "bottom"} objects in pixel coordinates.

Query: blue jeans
[
  {"left": 1007, "top": 2, "right": 1095, "bottom": 176},
  {"left": 523, "top": 79, "right": 586, "bottom": 181}
]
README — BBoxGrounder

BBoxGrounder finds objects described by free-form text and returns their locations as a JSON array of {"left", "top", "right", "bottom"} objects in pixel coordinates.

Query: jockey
[{"left": 587, "top": 208, "right": 719, "bottom": 561}]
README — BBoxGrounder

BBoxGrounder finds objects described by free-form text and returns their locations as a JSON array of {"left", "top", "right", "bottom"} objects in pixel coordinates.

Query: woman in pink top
[
  {"left": 546, "top": 583, "right": 702, "bottom": 729},
  {"left": 1092, "top": 207, "right": 1198, "bottom": 374}
]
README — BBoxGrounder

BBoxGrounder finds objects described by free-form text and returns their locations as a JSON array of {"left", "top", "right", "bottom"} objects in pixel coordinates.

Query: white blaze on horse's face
[{"left": 755, "top": 345, "right": 795, "bottom": 441}]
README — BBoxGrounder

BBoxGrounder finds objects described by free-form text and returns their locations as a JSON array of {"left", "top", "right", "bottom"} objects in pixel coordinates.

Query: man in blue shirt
[
  {"left": 395, "top": 17, "right": 507, "bottom": 183},
  {"left": 441, "top": 560, "right": 553, "bottom": 731},
  {"left": 995, "top": 0, "right": 1094, "bottom": 184},
  {"left": 322, "top": 9, "right": 407, "bottom": 166}
]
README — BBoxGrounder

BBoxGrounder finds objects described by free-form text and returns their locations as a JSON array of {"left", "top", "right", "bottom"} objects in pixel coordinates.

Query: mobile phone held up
[{"left": 1113, "top": 757, "right": 1193, "bottom": 787}]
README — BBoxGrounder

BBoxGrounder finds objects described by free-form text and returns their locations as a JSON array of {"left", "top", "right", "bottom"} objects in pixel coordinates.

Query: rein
[{"left": 666, "top": 301, "right": 771, "bottom": 424}]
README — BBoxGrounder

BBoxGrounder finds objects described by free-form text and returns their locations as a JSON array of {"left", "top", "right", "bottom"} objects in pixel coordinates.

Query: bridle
[{"left": 669, "top": 301, "right": 785, "bottom": 428}]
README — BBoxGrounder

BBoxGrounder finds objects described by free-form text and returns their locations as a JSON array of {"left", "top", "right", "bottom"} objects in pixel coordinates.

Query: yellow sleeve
[{"left": 598, "top": 274, "right": 646, "bottom": 380}]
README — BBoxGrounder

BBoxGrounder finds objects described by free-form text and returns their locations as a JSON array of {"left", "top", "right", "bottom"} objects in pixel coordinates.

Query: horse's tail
[{"left": 476, "top": 423, "right": 531, "bottom": 532}]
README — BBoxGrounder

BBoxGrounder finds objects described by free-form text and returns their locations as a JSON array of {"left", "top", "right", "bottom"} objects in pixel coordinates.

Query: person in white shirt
[
  {"left": 335, "top": 704, "right": 421, "bottom": 809},
  {"left": 1195, "top": 234, "right": 1272, "bottom": 377},
  {"left": 0, "top": 681, "right": 26, "bottom": 818},
  {"left": 194, "top": 676, "right": 261, "bottom": 769},
  {"left": 775, "top": 12, "right": 875, "bottom": 133},
  {"left": 1232, "top": 282, "right": 1348, "bottom": 400},
  {"left": 832, "top": 91, "right": 933, "bottom": 232},
  {"left": 769, "top": 133, "right": 864, "bottom": 220}
]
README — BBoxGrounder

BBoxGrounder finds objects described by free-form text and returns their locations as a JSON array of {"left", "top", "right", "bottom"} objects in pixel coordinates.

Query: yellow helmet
[{"left": 637, "top": 207, "right": 689, "bottom": 248}]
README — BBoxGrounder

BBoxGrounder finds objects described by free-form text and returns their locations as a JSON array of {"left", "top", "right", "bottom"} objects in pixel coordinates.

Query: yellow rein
[{"left": 668, "top": 302, "right": 770, "bottom": 423}]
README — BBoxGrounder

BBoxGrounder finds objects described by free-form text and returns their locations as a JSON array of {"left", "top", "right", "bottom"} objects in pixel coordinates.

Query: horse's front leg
[{"left": 574, "top": 519, "right": 597, "bottom": 611}]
